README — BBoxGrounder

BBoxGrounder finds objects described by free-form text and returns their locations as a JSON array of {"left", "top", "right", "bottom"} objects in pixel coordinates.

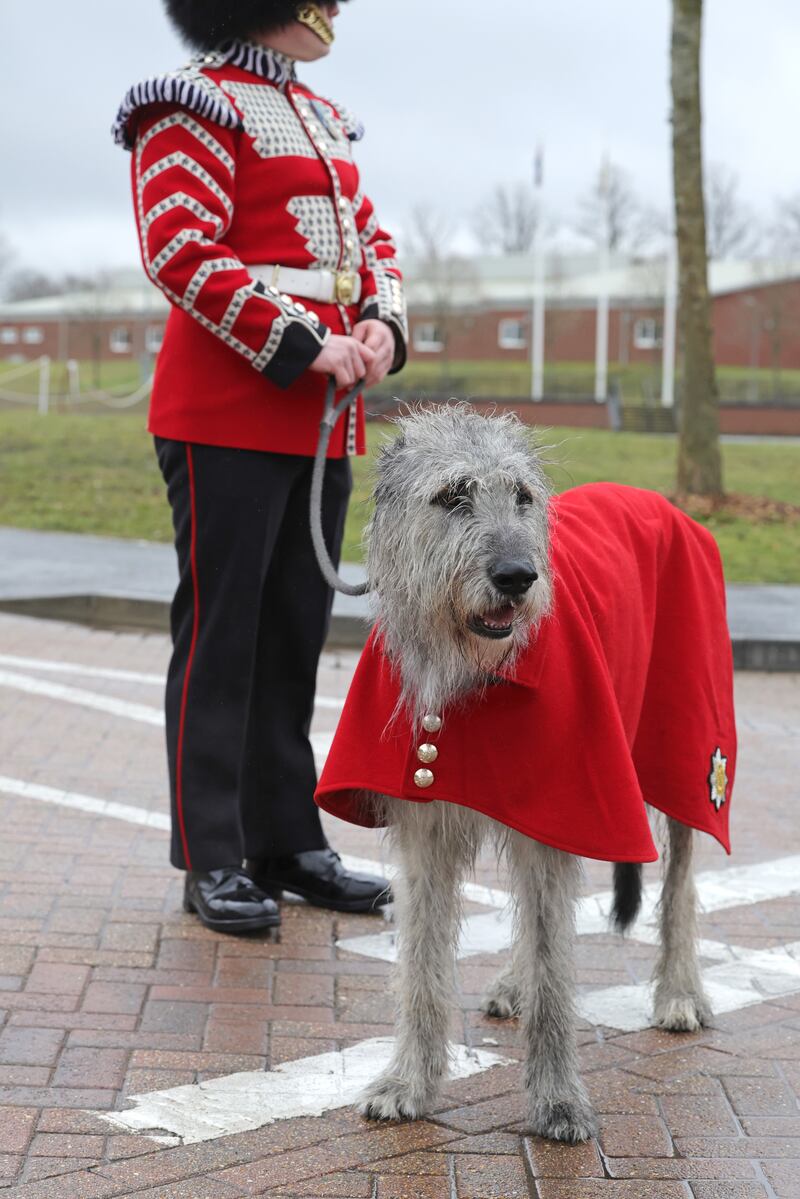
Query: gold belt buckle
[{"left": 335, "top": 270, "right": 357, "bottom": 305}]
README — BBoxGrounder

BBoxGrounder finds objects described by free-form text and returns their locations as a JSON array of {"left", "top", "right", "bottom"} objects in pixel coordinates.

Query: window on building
[
  {"left": 109, "top": 326, "right": 132, "bottom": 354},
  {"left": 498, "top": 318, "right": 527, "bottom": 350},
  {"left": 21, "top": 326, "right": 44, "bottom": 345},
  {"left": 0, "top": 327, "right": 19, "bottom": 345},
  {"left": 633, "top": 318, "right": 663, "bottom": 349},
  {"left": 145, "top": 324, "right": 164, "bottom": 354},
  {"left": 413, "top": 322, "right": 444, "bottom": 353}
]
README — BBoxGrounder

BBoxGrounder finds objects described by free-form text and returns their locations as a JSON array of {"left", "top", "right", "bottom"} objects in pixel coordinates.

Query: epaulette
[
  {"left": 322, "top": 97, "right": 365, "bottom": 142},
  {"left": 112, "top": 64, "right": 242, "bottom": 150}
]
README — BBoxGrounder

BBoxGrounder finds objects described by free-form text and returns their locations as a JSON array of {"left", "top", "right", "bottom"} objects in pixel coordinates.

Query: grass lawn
[{"left": 0, "top": 408, "right": 797, "bottom": 583}]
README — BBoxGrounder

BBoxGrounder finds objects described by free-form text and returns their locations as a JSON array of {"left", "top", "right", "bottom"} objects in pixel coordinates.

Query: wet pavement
[{"left": 0, "top": 612, "right": 798, "bottom": 1197}]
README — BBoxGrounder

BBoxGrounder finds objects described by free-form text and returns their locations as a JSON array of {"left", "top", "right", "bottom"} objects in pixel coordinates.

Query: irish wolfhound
[{"left": 315, "top": 405, "right": 735, "bottom": 1144}]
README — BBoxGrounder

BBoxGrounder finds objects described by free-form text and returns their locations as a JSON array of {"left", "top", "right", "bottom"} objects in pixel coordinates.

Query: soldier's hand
[
  {"left": 352, "top": 320, "right": 395, "bottom": 387},
  {"left": 310, "top": 335, "right": 374, "bottom": 389}
]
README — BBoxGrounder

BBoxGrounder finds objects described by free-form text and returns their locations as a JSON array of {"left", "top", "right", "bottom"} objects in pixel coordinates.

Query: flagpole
[
  {"left": 531, "top": 144, "right": 545, "bottom": 401},
  {"left": 594, "top": 154, "right": 610, "bottom": 403}
]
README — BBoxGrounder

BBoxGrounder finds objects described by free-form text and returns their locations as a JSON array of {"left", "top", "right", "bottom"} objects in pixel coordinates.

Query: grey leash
[{"left": 310, "top": 376, "right": 370, "bottom": 597}]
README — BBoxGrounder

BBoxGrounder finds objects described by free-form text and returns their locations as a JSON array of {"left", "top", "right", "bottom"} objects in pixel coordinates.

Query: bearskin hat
[{"left": 164, "top": 0, "right": 347, "bottom": 50}]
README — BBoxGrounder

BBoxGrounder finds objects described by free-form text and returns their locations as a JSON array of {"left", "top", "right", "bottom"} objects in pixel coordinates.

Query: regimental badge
[{"left": 708, "top": 747, "right": 729, "bottom": 811}]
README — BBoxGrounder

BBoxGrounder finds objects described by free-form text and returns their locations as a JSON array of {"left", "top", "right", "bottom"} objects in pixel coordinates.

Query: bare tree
[
  {"left": 771, "top": 193, "right": 800, "bottom": 256},
  {"left": 472, "top": 183, "right": 539, "bottom": 254},
  {"left": 671, "top": 0, "right": 723, "bottom": 496},
  {"left": 404, "top": 204, "right": 479, "bottom": 372},
  {"left": 575, "top": 159, "right": 643, "bottom": 253},
  {"left": 0, "top": 234, "right": 15, "bottom": 299},
  {"left": 706, "top": 163, "right": 759, "bottom": 260}
]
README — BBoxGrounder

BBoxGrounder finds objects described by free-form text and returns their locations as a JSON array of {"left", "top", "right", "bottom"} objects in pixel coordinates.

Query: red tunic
[
  {"left": 315, "top": 484, "right": 736, "bottom": 863},
  {"left": 113, "top": 42, "right": 406, "bottom": 457}
]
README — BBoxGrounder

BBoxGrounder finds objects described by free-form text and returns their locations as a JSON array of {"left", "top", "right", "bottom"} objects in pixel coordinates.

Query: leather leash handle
[{"left": 310, "top": 376, "right": 370, "bottom": 597}]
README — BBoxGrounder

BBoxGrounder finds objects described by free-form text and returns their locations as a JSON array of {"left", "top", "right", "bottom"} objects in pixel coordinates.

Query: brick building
[
  {"left": 404, "top": 254, "right": 800, "bottom": 376},
  {"left": 1, "top": 258, "right": 799, "bottom": 377}
]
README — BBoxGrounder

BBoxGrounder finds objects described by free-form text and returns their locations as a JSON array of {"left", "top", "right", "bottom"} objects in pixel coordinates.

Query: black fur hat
[{"left": 164, "top": 1, "right": 343, "bottom": 50}]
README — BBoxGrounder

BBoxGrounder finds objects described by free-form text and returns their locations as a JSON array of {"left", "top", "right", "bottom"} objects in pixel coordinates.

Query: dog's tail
[{"left": 611, "top": 862, "right": 643, "bottom": 933}]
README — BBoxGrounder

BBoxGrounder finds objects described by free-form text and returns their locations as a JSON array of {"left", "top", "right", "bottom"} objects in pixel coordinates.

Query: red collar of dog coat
[{"left": 315, "top": 483, "right": 735, "bottom": 864}]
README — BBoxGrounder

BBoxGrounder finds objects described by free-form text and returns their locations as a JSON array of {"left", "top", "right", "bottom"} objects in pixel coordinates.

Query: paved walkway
[
  {"left": 0, "top": 527, "right": 798, "bottom": 668},
  {"left": 0, "top": 613, "right": 798, "bottom": 1196}
]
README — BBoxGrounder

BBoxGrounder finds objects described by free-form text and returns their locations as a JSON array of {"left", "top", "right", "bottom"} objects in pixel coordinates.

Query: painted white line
[
  {"left": 0, "top": 776, "right": 170, "bottom": 831},
  {"left": 0, "top": 670, "right": 341, "bottom": 739},
  {"left": 0, "top": 653, "right": 165, "bottom": 685},
  {"left": 97, "top": 1038, "right": 511, "bottom": 1145},
  {"left": 0, "top": 670, "right": 164, "bottom": 726},
  {"left": 337, "top": 856, "right": 800, "bottom": 963},
  {"left": 580, "top": 940, "right": 800, "bottom": 1033},
  {"left": 4, "top": 771, "right": 800, "bottom": 1045},
  {"left": 314, "top": 695, "right": 345, "bottom": 711}
]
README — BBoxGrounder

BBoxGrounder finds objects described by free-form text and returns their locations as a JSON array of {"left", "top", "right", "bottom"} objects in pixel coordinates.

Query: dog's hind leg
[
  {"left": 361, "top": 801, "right": 472, "bottom": 1120},
  {"left": 482, "top": 941, "right": 522, "bottom": 1018},
  {"left": 652, "top": 816, "right": 712, "bottom": 1031},
  {"left": 508, "top": 833, "right": 597, "bottom": 1143}
]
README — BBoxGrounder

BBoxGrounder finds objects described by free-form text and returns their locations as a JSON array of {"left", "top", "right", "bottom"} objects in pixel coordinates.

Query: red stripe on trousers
[{"left": 175, "top": 444, "right": 199, "bottom": 871}]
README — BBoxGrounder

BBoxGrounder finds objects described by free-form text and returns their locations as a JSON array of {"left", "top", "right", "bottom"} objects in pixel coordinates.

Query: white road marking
[
  {"left": 0, "top": 673, "right": 339, "bottom": 763},
  {"left": 4, "top": 771, "right": 800, "bottom": 1036},
  {"left": 0, "top": 653, "right": 165, "bottom": 685},
  {"left": 0, "top": 665, "right": 343, "bottom": 721},
  {"left": 580, "top": 941, "right": 800, "bottom": 1032},
  {"left": 0, "top": 653, "right": 345, "bottom": 709},
  {"left": 97, "top": 1038, "right": 511, "bottom": 1146},
  {"left": 0, "top": 669, "right": 165, "bottom": 726},
  {"left": 0, "top": 775, "right": 171, "bottom": 831},
  {"left": 337, "top": 856, "right": 800, "bottom": 963}
]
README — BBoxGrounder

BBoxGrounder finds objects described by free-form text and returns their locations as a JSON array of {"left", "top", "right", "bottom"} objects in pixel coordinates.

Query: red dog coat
[{"left": 315, "top": 484, "right": 736, "bottom": 863}]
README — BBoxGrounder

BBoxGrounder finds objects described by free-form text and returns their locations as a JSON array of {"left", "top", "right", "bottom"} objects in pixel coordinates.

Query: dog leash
[{"left": 309, "top": 375, "right": 370, "bottom": 597}]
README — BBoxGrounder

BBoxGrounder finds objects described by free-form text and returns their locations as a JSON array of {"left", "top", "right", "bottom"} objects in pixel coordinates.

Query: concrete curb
[{"left": 1, "top": 591, "right": 798, "bottom": 670}]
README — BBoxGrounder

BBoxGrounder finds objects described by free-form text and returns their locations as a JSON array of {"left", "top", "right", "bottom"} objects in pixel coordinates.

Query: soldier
[{"left": 113, "top": 0, "right": 406, "bottom": 932}]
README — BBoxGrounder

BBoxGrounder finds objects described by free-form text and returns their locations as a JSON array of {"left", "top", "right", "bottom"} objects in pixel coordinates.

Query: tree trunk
[{"left": 671, "top": 0, "right": 724, "bottom": 496}]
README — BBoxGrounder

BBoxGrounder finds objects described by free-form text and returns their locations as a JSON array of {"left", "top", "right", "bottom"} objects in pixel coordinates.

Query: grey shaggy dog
[{"left": 357, "top": 405, "right": 710, "bottom": 1144}]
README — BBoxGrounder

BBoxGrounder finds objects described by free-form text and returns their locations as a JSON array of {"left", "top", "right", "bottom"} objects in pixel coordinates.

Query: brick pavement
[{"left": 0, "top": 612, "right": 798, "bottom": 1197}]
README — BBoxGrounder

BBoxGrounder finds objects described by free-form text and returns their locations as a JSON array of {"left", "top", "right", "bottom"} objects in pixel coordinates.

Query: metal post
[
  {"left": 594, "top": 244, "right": 610, "bottom": 402},
  {"left": 67, "top": 359, "right": 80, "bottom": 401},
  {"left": 661, "top": 236, "right": 678, "bottom": 408},
  {"left": 594, "top": 157, "right": 611, "bottom": 404},
  {"left": 530, "top": 144, "right": 545, "bottom": 401},
  {"left": 38, "top": 356, "right": 50, "bottom": 416}
]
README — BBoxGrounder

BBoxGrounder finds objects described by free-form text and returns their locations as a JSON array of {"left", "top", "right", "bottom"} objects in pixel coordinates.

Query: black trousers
[{"left": 155, "top": 438, "right": 352, "bottom": 871}]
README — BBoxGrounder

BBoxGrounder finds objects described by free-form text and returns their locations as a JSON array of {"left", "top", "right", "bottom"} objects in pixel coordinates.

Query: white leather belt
[{"left": 248, "top": 264, "right": 362, "bottom": 306}]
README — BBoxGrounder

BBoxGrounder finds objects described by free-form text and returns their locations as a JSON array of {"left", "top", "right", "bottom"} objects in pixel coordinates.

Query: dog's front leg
[
  {"left": 653, "top": 817, "right": 711, "bottom": 1031},
  {"left": 509, "top": 834, "right": 597, "bottom": 1143},
  {"left": 361, "top": 801, "right": 465, "bottom": 1120}
]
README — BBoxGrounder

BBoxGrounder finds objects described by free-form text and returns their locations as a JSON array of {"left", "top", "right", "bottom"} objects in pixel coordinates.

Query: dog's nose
[{"left": 489, "top": 560, "right": 538, "bottom": 595}]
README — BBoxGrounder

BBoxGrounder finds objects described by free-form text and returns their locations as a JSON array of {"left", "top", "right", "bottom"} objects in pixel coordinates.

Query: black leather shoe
[
  {"left": 183, "top": 867, "right": 281, "bottom": 934},
  {"left": 246, "top": 849, "right": 392, "bottom": 913}
]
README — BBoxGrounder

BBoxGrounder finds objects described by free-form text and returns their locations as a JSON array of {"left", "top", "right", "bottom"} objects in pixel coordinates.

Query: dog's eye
[
  {"left": 432, "top": 479, "right": 472, "bottom": 512},
  {"left": 516, "top": 486, "right": 534, "bottom": 508}
]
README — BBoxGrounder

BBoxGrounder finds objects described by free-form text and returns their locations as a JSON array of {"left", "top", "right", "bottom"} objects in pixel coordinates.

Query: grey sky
[{"left": 1, "top": 0, "right": 798, "bottom": 275}]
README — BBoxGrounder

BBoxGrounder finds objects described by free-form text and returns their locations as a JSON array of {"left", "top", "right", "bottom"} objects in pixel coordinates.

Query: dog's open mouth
[{"left": 468, "top": 603, "right": 516, "bottom": 640}]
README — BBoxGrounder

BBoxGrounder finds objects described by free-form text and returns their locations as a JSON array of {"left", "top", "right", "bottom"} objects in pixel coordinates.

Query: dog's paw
[
  {"left": 481, "top": 977, "right": 521, "bottom": 1020},
  {"left": 359, "top": 1073, "right": 430, "bottom": 1121},
  {"left": 528, "top": 1097, "right": 598, "bottom": 1144},
  {"left": 654, "top": 991, "right": 712, "bottom": 1032}
]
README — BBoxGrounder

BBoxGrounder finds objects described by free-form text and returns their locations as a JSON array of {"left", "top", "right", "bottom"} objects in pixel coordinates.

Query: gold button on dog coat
[{"left": 315, "top": 484, "right": 736, "bottom": 864}]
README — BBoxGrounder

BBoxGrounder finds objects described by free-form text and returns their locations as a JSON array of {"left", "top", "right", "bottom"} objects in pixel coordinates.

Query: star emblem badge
[{"left": 708, "top": 747, "right": 729, "bottom": 811}]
